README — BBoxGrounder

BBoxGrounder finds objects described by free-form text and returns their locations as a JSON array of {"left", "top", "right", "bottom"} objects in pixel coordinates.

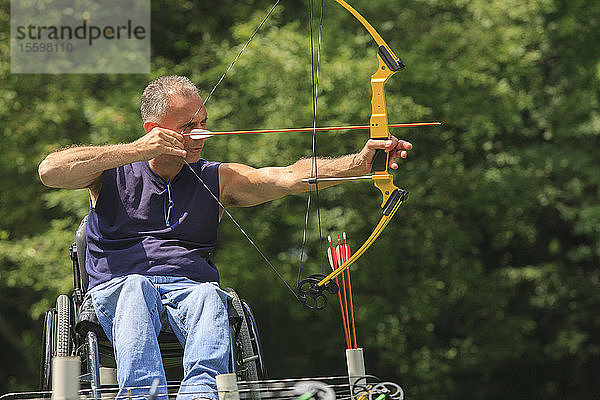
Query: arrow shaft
[{"left": 183, "top": 121, "right": 440, "bottom": 137}]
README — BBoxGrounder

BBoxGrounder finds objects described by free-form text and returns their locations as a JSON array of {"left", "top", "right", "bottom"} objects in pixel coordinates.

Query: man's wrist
[{"left": 351, "top": 151, "right": 371, "bottom": 175}]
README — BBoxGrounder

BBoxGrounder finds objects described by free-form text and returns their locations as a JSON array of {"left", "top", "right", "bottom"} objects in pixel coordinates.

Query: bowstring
[
  {"left": 204, "top": 1, "right": 281, "bottom": 106},
  {"left": 298, "top": 0, "right": 326, "bottom": 287},
  {"left": 185, "top": 0, "right": 280, "bottom": 125},
  {"left": 183, "top": 160, "right": 302, "bottom": 302}
]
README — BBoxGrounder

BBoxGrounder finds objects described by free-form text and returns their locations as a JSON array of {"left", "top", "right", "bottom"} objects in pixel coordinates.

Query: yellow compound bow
[{"left": 296, "top": 0, "right": 411, "bottom": 310}]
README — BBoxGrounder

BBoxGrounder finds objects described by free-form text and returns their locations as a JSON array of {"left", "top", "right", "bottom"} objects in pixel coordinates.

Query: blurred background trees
[{"left": 0, "top": 0, "right": 598, "bottom": 398}]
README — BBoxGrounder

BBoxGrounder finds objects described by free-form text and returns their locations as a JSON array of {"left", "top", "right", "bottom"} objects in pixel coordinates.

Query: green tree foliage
[{"left": 0, "top": 0, "right": 598, "bottom": 398}]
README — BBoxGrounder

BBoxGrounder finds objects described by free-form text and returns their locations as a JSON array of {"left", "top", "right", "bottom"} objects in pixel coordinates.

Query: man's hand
[
  {"left": 132, "top": 127, "right": 187, "bottom": 159},
  {"left": 359, "top": 136, "right": 413, "bottom": 171}
]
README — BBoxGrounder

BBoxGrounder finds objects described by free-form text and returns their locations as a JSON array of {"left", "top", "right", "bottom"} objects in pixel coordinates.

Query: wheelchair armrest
[{"left": 75, "top": 296, "right": 105, "bottom": 338}]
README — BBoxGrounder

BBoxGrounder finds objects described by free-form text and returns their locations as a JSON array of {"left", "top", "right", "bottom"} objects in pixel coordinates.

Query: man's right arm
[
  {"left": 38, "top": 144, "right": 141, "bottom": 190},
  {"left": 38, "top": 127, "right": 187, "bottom": 190}
]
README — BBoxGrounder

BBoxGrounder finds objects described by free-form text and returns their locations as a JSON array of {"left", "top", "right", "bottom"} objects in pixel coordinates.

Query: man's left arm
[{"left": 219, "top": 137, "right": 412, "bottom": 208}]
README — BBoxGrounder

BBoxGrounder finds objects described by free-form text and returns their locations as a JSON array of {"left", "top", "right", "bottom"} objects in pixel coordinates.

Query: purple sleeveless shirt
[{"left": 86, "top": 160, "right": 221, "bottom": 290}]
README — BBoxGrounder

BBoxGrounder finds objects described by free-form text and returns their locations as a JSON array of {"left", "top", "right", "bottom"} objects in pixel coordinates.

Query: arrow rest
[{"left": 296, "top": 274, "right": 339, "bottom": 311}]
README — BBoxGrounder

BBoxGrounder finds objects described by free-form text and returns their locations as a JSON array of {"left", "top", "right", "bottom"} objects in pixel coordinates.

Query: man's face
[{"left": 161, "top": 93, "right": 208, "bottom": 163}]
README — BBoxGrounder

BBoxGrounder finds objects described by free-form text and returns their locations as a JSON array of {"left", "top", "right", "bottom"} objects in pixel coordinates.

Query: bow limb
[
  {"left": 333, "top": 0, "right": 401, "bottom": 62},
  {"left": 316, "top": 178, "right": 408, "bottom": 288}
]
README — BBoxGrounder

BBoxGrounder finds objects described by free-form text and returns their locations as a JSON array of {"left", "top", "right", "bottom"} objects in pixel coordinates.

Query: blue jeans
[{"left": 89, "top": 275, "right": 231, "bottom": 400}]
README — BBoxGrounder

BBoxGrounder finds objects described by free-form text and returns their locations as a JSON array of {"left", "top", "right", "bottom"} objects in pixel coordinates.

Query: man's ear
[{"left": 143, "top": 121, "right": 158, "bottom": 133}]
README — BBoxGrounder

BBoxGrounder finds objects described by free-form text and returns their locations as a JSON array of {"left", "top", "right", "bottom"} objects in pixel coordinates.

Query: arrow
[
  {"left": 329, "top": 235, "right": 352, "bottom": 348},
  {"left": 342, "top": 232, "right": 358, "bottom": 349},
  {"left": 184, "top": 121, "right": 441, "bottom": 139}
]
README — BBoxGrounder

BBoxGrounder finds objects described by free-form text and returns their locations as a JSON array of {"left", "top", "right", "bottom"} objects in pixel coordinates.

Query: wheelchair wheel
[
  {"left": 225, "top": 288, "right": 259, "bottom": 382},
  {"left": 40, "top": 308, "right": 55, "bottom": 390},
  {"left": 40, "top": 295, "right": 73, "bottom": 391},
  {"left": 56, "top": 294, "right": 72, "bottom": 357},
  {"left": 242, "top": 302, "right": 266, "bottom": 379}
]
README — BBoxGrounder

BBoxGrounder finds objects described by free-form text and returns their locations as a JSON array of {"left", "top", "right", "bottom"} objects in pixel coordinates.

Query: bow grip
[{"left": 370, "top": 139, "right": 389, "bottom": 173}]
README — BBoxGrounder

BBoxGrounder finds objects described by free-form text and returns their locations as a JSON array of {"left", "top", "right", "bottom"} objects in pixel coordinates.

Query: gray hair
[{"left": 140, "top": 75, "right": 200, "bottom": 123}]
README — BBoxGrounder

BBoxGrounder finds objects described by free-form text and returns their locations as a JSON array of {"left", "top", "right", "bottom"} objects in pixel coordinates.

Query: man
[{"left": 38, "top": 75, "right": 412, "bottom": 399}]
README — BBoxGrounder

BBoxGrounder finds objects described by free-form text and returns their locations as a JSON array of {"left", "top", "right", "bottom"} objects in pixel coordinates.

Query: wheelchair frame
[{"left": 40, "top": 218, "right": 266, "bottom": 397}]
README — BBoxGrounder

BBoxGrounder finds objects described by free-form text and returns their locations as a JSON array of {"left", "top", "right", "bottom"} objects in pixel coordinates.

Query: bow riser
[
  {"left": 370, "top": 54, "right": 396, "bottom": 174},
  {"left": 373, "top": 173, "right": 398, "bottom": 208}
]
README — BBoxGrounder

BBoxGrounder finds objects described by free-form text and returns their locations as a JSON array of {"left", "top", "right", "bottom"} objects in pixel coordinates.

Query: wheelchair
[{"left": 40, "top": 217, "right": 266, "bottom": 397}]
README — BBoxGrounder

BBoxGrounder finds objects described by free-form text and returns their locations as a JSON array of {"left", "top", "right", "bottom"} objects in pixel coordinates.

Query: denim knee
[
  {"left": 189, "top": 283, "right": 224, "bottom": 303},
  {"left": 90, "top": 274, "right": 163, "bottom": 343}
]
